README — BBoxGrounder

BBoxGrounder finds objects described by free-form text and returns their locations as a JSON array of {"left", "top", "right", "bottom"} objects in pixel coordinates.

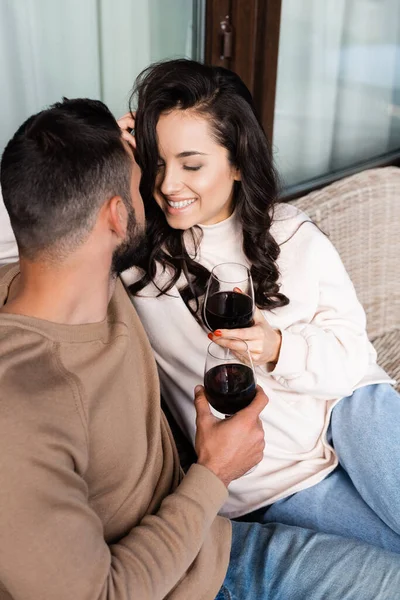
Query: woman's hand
[
  {"left": 117, "top": 112, "right": 136, "bottom": 150},
  {"left": 208, "top": 305, "right": 282, "bottom": 368}
]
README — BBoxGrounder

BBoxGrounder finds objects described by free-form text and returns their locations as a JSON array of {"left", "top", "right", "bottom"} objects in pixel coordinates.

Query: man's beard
[{"left": 111, "top": 206, "right": 148, "bottom": 276}]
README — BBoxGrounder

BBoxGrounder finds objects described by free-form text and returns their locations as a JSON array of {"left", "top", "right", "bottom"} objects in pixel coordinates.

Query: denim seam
[{"left": 216, "top": 584, "right": 232, "bottom": 600}]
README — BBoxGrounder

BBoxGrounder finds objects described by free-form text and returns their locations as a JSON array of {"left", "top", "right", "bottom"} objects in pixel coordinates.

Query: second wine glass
[{"left": 204, "top": 339, "right": 257, "bottom": 417}]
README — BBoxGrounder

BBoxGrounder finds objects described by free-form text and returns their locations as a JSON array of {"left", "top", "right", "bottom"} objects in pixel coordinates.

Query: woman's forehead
[{"left": 156, "top": 110, "right": 219, "bottom": 155}]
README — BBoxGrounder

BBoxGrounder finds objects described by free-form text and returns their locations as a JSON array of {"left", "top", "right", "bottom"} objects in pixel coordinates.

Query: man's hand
[{"left": 194, "top": 385, "right": 268, "bottom": 487}]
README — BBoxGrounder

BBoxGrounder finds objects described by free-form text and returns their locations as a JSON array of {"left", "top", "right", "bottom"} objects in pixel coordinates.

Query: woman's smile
[{"left": 164, "top": 196, "right": 198, "bottom": 212}]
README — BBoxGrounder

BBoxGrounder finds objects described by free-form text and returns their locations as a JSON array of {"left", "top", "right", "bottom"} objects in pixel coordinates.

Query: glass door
[
  {"left": 273, "top": 0, "right": 400, "bottom": 190},
  {"left": 203, "top": 0, "right": 400, "bottom": 195}
]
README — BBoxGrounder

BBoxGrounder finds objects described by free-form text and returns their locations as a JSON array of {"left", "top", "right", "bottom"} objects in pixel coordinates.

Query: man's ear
[{"left": 106, "top": 196, "right": 128, "bottom": 239}]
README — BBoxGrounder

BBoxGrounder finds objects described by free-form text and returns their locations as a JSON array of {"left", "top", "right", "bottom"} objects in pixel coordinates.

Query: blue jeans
[
  {"left": 216, "top": 520, "right": 400, "bottom": 599},
  {"left": 215, "top": 384, "right": 400, "bottom": 599},
  {"left": 237, "top": 384, "right": 400, "bottom": 553}
]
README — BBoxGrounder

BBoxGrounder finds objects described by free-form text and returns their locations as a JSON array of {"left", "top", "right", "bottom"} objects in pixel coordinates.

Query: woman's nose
[{"left": 159, "top": 165, "right": 183, "bottom": 196}]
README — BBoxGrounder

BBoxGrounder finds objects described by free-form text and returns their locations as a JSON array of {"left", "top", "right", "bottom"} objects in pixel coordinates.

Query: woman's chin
[
  {"left": 166, "top": 217, "right": 197, "bottom": 230},
  {"left": 163, "top": 207, "right": 200, "bottom": 230}
]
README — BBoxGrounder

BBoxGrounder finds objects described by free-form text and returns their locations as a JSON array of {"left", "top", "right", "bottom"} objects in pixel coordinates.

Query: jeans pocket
[{"left": 214, "top": 584, "right": 232, "bottom": 600}]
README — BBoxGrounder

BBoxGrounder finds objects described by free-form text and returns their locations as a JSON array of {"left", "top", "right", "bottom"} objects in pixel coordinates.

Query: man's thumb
[{"left": 194, "top": 385, "right": 212, "bottom": 418}]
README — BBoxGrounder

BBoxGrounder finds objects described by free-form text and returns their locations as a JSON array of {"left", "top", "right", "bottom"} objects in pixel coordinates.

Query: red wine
[
  {"left": 204, "top": 291, "right": 254, "bottom": 331},
  {"left": 204, "top": 363, "right": 256, "bottom": 415}
]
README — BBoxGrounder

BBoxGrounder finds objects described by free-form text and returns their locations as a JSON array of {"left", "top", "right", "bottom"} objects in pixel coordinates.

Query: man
[{"left": 0, "top": 99, "right": 399, "bottom": 600}]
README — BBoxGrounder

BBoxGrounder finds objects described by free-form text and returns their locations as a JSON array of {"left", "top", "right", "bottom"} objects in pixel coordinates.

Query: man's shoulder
[
  {"left": 0, "top": 315, "right": 53, "bottom": 354},
  {"left": 0, "top": 323, "right": 88, "bottom": 480},
  {"left": 0, "top": 322, "right": 82, "bottom": 419},
  {"left": 0, "top": 325, "right": 89, "bottom": 499},
  {"left": 0, "top": 261, "right": 18, "bottom": 276},
  {"left": 0, "top": 261, "right": 19, "bottom": 294}
]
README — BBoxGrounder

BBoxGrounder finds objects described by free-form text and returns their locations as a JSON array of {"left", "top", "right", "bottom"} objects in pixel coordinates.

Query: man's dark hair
[{"left": 0, "top": 98, "right": 132, "bottom": 259}]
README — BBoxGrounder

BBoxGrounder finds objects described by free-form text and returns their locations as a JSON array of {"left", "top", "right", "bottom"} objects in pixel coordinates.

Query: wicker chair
[{"left": 291, "top": 166, "right": 400, "bottom": 390}]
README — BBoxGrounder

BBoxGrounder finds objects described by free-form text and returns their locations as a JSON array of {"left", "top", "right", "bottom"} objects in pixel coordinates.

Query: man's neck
[{"left": 1, "top": 253, "right": 116, "bottom": 325}]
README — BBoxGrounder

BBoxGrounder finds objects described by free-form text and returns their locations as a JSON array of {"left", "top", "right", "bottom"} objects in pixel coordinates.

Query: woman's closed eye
[
  {"left": 183, "top": 165, "right": 202, "bottom": 171},
  {"left": 156, "top": 161, "right": 202, "bottom": 172}
]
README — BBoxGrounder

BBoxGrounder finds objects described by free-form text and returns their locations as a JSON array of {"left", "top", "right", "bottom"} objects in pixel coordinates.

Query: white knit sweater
[
  {"left": 0, "top": 193, "right": 393, "bottom": 517},
  {"left": 123, "top": 204, "right": 393, "bottom": 518}
]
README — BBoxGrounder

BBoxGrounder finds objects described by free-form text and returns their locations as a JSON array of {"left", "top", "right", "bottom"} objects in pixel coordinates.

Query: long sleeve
[
  {"left": 271, "top": 227, "right": 370, "bottom": 398},
  {"left": 0, "top": 388, "right": 228, "bottom": 600}
]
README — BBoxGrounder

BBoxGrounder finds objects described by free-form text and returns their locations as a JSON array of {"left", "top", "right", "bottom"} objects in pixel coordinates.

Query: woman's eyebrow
[{"left": 176, "top": 151, "right": 209, "bottom": 158}]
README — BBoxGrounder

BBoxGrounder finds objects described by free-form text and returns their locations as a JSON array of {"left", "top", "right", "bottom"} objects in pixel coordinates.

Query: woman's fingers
[
  {"left": 209, "top": 325, "right": 262, "bottom": 341},
  {"left": 209, "top": 337, "right": 248, "bottom": 352},
  {"left": 207, "top": 326, "right": 263, "bottom": 357},
  {"left": 209, "top": 335, "right": 263, "bottom": 358},
  {"left": 253, "top": 305, "right": 267, "bottom": 325},
  {"left": 118, "top": 112, "right": 135, "bottom": 130},
  {"left": 117, "top": 112, "right": 136, "bottom": 149},
  {"left": 121, "top": 130, "right": 136, "bottom": 150}
]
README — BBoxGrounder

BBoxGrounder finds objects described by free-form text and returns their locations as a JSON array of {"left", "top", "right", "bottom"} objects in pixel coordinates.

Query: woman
[{"left": 120, "top": 59, "right": 400, "bottom": 551}]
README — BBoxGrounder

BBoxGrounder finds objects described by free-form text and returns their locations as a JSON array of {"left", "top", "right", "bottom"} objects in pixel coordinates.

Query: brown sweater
[{"left": 0, "top": 263, "right": 231, "bottom": 600}]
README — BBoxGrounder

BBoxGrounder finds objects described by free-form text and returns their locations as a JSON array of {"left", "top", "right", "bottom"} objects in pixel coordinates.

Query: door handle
[{"left": 220, "top": 15, "right": 233, "bottom": 60}]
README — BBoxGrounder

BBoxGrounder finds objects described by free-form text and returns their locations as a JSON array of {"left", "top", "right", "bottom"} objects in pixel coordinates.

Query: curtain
[
  {"left": 273, "top": 0, "right": 400, "bottom": 188},
  {"left": 0, "top": 0, "right": 194, "bottom": 154}
]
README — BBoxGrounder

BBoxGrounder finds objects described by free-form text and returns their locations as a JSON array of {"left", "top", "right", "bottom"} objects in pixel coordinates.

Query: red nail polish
[
  {"left": 214, "top": 330, "right": 222, "bottom": 337},
  {"left": 208, "top": 333, "right": 213, "bottom": 340}
]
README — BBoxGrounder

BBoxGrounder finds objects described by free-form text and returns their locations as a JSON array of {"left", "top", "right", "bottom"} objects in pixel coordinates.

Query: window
[
  {"left": 0, "top": 0, "right": 202, "bottom": 154},
  {"left": 205, "top": 0, "right": 400, "bottom": 196}
]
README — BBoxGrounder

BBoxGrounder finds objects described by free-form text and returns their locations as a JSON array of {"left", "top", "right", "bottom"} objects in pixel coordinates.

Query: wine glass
[
  {"left": 203, "top": 262, "right": 255, "bottom": 332},
  {"left": 204, "top": 339, "right": 257, "bottom": 417}
]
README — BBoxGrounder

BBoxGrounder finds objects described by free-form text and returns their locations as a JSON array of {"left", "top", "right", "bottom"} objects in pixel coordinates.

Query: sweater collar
[
  {"left": 183, "top": 210, "right": 241, "bottom": 258},
  {"left": 197, "top": 210, "right": 241, "bottom": 244}
]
